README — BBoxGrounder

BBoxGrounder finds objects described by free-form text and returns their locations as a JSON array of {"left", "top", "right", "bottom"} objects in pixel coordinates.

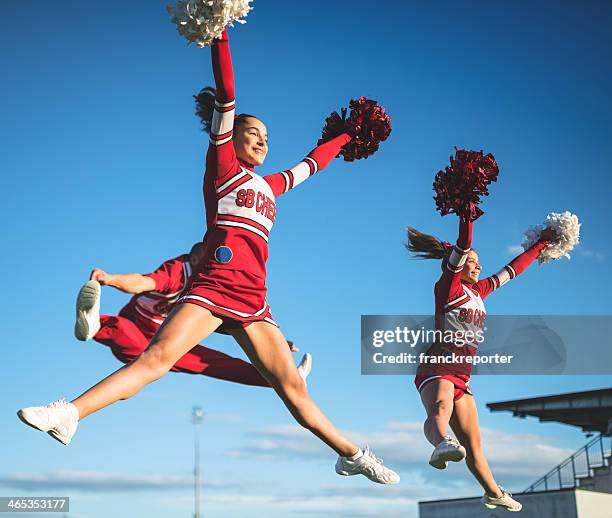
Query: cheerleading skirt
[
  {"left": 414, "top": 372, "right": 473, "bottom": 401},
  {"left": 414, "top": 342, "right": 474, "bottom": 401},
  {"left": 176, "top": 267, "right": 278, "bottom": 335}
]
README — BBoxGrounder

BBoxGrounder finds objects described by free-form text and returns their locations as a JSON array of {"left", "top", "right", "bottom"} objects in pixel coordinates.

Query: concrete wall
[
  {"left": 575, "top": 490, "right": 612, "bottom": 518},
  {"left": 578, "top": 461, "right": 612, "bottom": 493},
  {"left": 419, "top": 489, "right": 612, "bottom": 518}
]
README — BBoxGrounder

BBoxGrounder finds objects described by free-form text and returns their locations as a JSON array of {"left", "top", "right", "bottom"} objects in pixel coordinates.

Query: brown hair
[
  {"left": 405, "top": 227, "right": 452, "bottom": 260},
  {"left": 189, "top": 242, "right": 204, "bottom": 256},
  {"left": 194, "top": 87, "right": 260, "bottom": 134}
]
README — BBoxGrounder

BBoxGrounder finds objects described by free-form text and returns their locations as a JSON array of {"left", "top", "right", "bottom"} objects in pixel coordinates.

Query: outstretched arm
[
  {"left": 476, "top": 230, "right": 554, "bottom": 299},
  {"left": 90, "top": 269, "right": 155, "bottom": 294},
  {"left": 263, "top": 133, "right": 351, "bottom": 197},
  {"left": 435, "top": 218, "right": 473, "bottom": 311},
  {"left": 206, "top": 29, "right": 241, "bottom": 186},
  {"left": 90, "top": 255, "right": 188, "bottom": 295}
]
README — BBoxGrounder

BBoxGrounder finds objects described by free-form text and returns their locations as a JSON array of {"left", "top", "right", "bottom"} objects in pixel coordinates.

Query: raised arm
[
  {"left": 435, "top": 218, "right": 473, "bottom": 311},
  {"left": 90, "top": 269, "right": 156, "bottom": 295},
  {"left": 263, "top": 133, "right": 352, "bottom": 197},
  {"left": 206, "top": 29, "right": 241, "bottom": 185},
  {"left": 476, "top": 237, "right": 552, "bottom": 299}
]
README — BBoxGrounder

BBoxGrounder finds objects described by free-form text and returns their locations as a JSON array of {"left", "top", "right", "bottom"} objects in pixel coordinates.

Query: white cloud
[
  {"left": 156, "top": 478, "right": 483, "bottom": 517},
  {"left": 1, "top": 425, "right": 576, "bottom": 516},
  {"left": 0, "top": 471, "right": 229, "bottom": 492},
  {"left": 479, "top": 427, "right": 574, "bottom": 476},
  {"left": 226, "top": 424, "right": 328, "bottom": 459},
  {"left": 227, "top": 421, "right": 574, "bottom": 479},
  {"left": 206, "top": 412, "right": 243, "bottom": 423},
  {"left": 157, "top": 486, "right": 425, "bottom": 518},
  {"left": 506, "top": 245, "right": 524, "bottom": 255},
  {"left": 579, "top": 249, "right": 606, "bottom": 261}
]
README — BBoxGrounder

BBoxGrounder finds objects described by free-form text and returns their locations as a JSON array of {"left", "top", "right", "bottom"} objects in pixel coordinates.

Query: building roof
[{"left": 487, "top": 388, "right": 612, "bottom": 434}]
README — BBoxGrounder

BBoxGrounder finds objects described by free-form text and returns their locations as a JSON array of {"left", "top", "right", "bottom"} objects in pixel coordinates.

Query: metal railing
[{"left": 524, "top": 434, "right": 611, "bottom": 493}]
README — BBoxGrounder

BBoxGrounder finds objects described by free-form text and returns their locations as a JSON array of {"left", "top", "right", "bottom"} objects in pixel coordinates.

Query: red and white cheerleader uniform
[
  {"left": 176, "top": 29, "right": 351, "bottom": 331},
  {"left": 94, "top": 254, "right": 269, "bottom": 387},
  {"left": 414, "top": 219, "right": 551, "bottom": 400}
]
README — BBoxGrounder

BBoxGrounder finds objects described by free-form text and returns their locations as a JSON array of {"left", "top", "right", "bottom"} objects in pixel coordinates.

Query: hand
[
  {"left": 539, "top": 227, "right": 557, "bottom": 243},
  {"left": 90, "top": 268, "right": 113, "bottom": 285}
]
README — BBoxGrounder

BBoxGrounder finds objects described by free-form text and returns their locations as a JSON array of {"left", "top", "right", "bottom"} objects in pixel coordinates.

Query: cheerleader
[
  {"left": 75, "top": 242, "right": 310, "bottom": 387},
  {"left": 407, "top": 216, "right": 557, "bottom": 511},
  {"left": 18, "top": 28, "right": 398, "bottom": 484}
]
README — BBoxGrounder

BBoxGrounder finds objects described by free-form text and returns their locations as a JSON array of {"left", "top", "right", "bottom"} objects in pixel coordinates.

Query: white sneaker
[
  {"left": 75, "top": 280, "right": 101, "bottom": 341},
  {"left": 335, "top": 446, "right": 400, "bottom": 484},
  {"left": 17, "top": 399, "right": 79, "bottom": 445},
  {"left": 482, "top": 486, "right": 522, "bottom": 512},
  {"left": 297, "top": 353, "right": 312, "bottom": 383},
  {"left": 287, "top": 340, "right": 300, "bottom": 352},
  {"left": 429, "top": 435, "right": 466, "bottom": 469}
]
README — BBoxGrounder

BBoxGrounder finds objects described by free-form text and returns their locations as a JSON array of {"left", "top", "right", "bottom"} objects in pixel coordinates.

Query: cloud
[
  {"left": 478, "top": 427, "right": 574, "bottom": 476},
  {"left": 206, "top": 412, "right": 243, "bottom": 423},
  {"left": 0, "top": 471, "right": 230, "bottom": 493},
  {"left": 506, "top": 245, "right": 524, "bottom": 255},
  {"left": 157, "top": 480, "right": 480, "bottom": 518},
  {"left": 226, "top": 424, "right": 328, "bottom": 459},
  {"left": 2, "top": 426, "right": 575, "bottom": 515},
  {"left": 227, "top": 421, "right": 574, "bottom": 480},
  {"left": 0, "top": 470, "right": 474, "bottom": 517},
  {"left": 508, "top": 244, "right": 606, "bottom": 263},
  {"left": 579, "top": 249, "right": 606, "bottom": 261},
  {"left": 158, "top": 487, "right": 423, "bottom": 518}
]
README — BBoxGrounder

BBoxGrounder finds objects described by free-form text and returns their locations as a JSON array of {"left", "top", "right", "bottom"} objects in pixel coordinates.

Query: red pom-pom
[
  {"left": 433, "top": 148, "right": 499, "bottom": 221},
  {"left": 318, "top": 97, "right": 392, "bottom": 161}
]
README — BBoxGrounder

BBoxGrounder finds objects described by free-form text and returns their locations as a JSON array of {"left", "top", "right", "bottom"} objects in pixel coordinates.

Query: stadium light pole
[{"left": 192, "top": 406, "right": 205, "bottom": 518}]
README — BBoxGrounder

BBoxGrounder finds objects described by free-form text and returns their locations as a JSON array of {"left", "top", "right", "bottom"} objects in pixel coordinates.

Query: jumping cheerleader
[
  {"left": 75, "top": 242, "right": 311, "bottom": 387},
  {"left": 407, "top": 216, "right": 557, "bottom": 511},
  {"left": 18, "top": 28, "right": 398, "bottom": 484}
]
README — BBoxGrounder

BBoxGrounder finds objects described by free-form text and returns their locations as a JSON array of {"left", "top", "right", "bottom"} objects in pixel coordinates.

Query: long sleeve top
[{"left": 200, "top": 30, "right": 351, "bottom": 278}]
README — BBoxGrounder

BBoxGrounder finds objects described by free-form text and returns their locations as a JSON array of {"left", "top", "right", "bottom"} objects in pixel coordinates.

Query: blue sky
[{"left": 1, "top": 1, "right": 611, "bottom": 517}]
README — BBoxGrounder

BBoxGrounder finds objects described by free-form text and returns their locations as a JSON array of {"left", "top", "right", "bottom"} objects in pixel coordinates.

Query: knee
[
  {"left": 282, "top": 380, "right": 314, "bottom": 427},
  {"left": 428, "top": 399, "right": 453, "bottom": 419},
  {"left": 135, "top": 345, "right": 174, "bottom": 379},
  {"left": 283, "top": 377, "right": 309, "bottom": 406}
]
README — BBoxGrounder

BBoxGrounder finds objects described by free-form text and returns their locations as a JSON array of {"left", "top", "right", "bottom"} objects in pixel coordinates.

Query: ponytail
[
  {"left": 405, "top": 227, "right": 452, "bottom": 260},
  {"left": 194, "top": 87, "right": 216, "bottom": 134},
  {"left": 194, "top": 86, "right": 261, "bottom": 134}
]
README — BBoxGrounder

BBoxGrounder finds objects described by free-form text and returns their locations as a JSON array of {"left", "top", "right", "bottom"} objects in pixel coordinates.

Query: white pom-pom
[
  {"left": 167, "top": 0, "right": 253, "bottom": 48},
  {"left": 522, "top": 211, "right": 581, "bottom": 264}
]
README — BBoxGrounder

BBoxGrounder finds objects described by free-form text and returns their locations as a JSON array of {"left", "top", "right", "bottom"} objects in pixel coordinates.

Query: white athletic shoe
[
  {"left": 17, "top": 399, "right": 79, "bottom": 445},
  {"left": 429, "top": 435, "right": 466, "bottom": 469},
  {"left": 74, "top": 280, "right": 101, "bottom": 341},
  {"left": 297, "top": 353, "right": 312, "bottom": 383},
  {"left": 335, "top": 446, "right": 400, "bottom": 484},
  {"left": 482, "top": 486, "right": 522, "bottom": 512}
]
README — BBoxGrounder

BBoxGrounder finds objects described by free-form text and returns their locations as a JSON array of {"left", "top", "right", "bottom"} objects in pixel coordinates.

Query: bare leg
[
  {"left": 450, "top": 394, "right": 503, "bottom": 498},
  {"left": 231, "top": 322, "right": 358, "bottom": 457},
  {"left": 94, "top": 315, "right": 269, "bottom": 387},
  {"left": 72, "top": 304, "right": 222, "bottom": 419},
  {"left": 419, "top": 379, "right": 455, "bottom": 446}
]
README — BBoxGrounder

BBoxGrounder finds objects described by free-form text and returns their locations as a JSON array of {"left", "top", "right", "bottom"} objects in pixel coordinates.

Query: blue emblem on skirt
[{"left": 214, "top": 245, "right": 233, "bottom": 264}]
